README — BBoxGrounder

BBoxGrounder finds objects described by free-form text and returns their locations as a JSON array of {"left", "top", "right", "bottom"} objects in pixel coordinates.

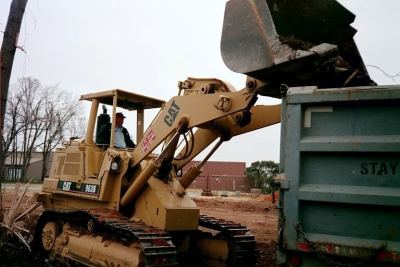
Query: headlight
[{"left": 110, "top": 161, "right": 120, "bottom": 172}]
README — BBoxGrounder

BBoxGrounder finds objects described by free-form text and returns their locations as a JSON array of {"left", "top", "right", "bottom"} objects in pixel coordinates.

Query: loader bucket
[{"left": 221, "top": 0, "right": 375, "bottom": 97}]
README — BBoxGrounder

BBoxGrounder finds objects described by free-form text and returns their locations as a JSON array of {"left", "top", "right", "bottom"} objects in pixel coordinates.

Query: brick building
[{"left": 182, "top": 161, "right": 251, "bottom": 192}]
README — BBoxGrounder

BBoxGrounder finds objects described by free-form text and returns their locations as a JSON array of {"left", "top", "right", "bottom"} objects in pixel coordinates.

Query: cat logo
[{"left": 164, "top": 100, "right": 180, "bottom": 126}]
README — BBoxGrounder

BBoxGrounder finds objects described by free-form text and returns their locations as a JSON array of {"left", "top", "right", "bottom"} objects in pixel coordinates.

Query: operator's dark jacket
[{"left": 98, "top": 124, "right": 135, "bottom": 148}]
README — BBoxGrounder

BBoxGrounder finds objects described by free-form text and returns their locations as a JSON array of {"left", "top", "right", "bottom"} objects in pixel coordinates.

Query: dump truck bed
[{"left": 278, "top": 85, "right": 400, "bottom": 266}]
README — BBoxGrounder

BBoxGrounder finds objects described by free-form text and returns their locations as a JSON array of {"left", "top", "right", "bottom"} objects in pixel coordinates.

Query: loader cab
[
  {"left": 43, "top": 89, "right": 164, "bottom": 197},
  {"left": 80, "top": 89, "right": 165, "bottom": 149}
]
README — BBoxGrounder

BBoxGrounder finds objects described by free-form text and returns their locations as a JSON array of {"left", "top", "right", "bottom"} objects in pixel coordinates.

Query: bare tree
[
  {"left": 65, "top": 114, "right": 86, "bottom": 140},
  {"left": 39, "top": 87, "right": 79, "bottom": 180},
  {"left": 0, "top": 95, "right": 24, "bottom": 180},
  {"left": 14, "top": 77, "right": 45, "bottom": 180},
  {"left": 2, "top": 77, "right": 81, "bottom": 182},
  {"left": 1, "top": 79, "right": 42, "bottom": 181}
]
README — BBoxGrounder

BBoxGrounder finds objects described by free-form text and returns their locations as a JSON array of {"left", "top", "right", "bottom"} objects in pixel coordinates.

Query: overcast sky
[{"left": 1, "top": 0, "right": 400, "bottom": 165}]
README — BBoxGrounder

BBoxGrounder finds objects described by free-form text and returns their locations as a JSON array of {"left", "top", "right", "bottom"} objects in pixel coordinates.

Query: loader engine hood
[{"left": 221, "top": 0, "right": 375, "bottom": 97}]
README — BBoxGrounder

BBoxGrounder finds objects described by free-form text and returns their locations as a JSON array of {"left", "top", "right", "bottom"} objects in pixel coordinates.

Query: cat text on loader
[{"left": 35, "top": 77, "right": 281, "bottom": 266}]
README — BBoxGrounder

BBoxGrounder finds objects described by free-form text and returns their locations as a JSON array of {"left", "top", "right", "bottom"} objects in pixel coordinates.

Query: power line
[{"left": 366, "top": 64, "right": 400, "bottom": 79}]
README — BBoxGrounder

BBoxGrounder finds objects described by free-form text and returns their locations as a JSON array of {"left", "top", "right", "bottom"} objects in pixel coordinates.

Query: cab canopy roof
[{"left": 80, "top": 89, "right": 165, "bottom": 110}]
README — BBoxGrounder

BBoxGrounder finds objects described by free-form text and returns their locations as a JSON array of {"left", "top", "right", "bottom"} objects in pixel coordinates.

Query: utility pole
[
  {"left": 1, "top": 0, "right": 28, "bottom": 131},
  {"left": 0, "top": 0, "right": 29, "bottom": 219}
]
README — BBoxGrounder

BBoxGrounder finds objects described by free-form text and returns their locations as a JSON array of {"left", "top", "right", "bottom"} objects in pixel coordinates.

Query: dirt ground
[
  {"left": 0, "top": 188, "right": 278, "bottom": 266},
  {"left": 193, "top": 195, "right": 278, "bottom": 267}
]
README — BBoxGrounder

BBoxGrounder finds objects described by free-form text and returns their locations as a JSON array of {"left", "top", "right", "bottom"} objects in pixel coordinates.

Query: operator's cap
[{"left": 116, "top": 112, "right": 126, "bottom": 118}]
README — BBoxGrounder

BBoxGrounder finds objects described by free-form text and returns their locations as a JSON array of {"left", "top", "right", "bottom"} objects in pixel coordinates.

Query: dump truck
[
  {"left": 221, "top": 0, "right": 400, "bottom": 266},
  {"left": 277, "top": 84, "right": 400, "bottom": 267}
]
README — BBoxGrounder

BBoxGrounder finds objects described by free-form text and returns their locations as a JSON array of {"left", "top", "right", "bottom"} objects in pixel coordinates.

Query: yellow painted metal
[
  {"left": 180, "top": 164, "right": 202, "bottom": 189},
  {"left": 173, "top": 104, "right": 281, "bottom": 170},
  {"left": 85, "top": 145, "right": 103, "bottom": 179},
  {"left": 51, "top": 223, "right": 144, "bottom": 267},
  {"left": 110, "top": 94, "right": 117, "bottom": 148},
  {"left": 41, "top": 193, "right": 114, "bottom": 210},
  {"left": 230, "top": 104, "right": 281, "bottom": 136},
  {"left": 86, "top": 99, "right": 99, "bottom": 145},
  {"left": 133, "top": 176, "right": 199, "bottom": 231},
  {"left": 79, "top": 89, "right": 164, "bottom": 110},
  {"left": 120, "top": 159, "right": 159, "bottom": 207},
  {"left": 131, "top": 82, "right": 258, "bottom": 167},
  {"left": 174, "top": 129, "right": 220, "bottom": 170},
  {"left": 41, "top": 222, "right": 60, "bottom": 251},
  {"left": 136, "top": 109, "right": 144, "bottom": 143}
]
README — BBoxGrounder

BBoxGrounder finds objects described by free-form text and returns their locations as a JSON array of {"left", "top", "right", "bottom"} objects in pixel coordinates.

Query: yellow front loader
[{"left": 35, "top": 77, "right": 281, "bottom": 266}]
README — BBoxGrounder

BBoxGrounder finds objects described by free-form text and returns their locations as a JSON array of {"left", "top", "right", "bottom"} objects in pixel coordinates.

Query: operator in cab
[
  {"left": 114, "top": 112, "right": 135, "bottom": 148},
  {"left": 99, "top": 112, "right": 135, "bottom": 149}
]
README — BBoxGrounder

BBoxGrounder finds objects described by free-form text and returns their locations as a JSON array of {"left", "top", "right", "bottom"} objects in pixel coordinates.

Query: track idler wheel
[{"left": 41, "top": 221, "right": 61, "bottom": 252}]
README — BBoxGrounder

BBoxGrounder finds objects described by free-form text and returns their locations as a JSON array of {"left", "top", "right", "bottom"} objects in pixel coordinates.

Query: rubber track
[
  {"left": 36, "top": 209, "right": 178, "bottom": 267},
  {"left": 199, "top": 214, "right": 258, "bottom": 266}
]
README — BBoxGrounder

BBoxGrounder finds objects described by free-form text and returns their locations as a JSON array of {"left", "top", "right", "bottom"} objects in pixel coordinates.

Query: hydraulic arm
[{"left": 122, "top": 77, "right": 281, "bottom": 206}]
